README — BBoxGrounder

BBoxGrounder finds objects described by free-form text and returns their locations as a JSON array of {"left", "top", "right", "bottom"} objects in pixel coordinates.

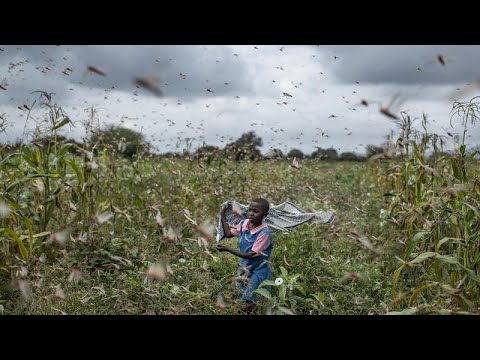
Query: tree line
[{"left": 1, "top": 125, "right": 444, "bottom": 162}]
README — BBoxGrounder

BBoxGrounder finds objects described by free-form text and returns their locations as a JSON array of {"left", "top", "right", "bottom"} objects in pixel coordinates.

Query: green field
[{"left": 1, "top": 146, "right": 479, "bottom": 314}]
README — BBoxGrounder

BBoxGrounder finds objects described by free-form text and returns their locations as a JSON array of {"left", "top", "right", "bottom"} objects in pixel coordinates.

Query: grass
[
  {"left": 1, "top": 96, "right": 479, "bottom": 315},
  {"left": 2, "top": 158, "right": 401, "bottom": 315}
]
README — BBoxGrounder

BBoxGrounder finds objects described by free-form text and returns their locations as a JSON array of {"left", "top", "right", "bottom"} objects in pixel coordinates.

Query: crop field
[
  {"left": 1, "top": 100, "right": 479, "bottom": 315},
  {"left": 3, "top": 44, "right": 480, "bottom": 316}
]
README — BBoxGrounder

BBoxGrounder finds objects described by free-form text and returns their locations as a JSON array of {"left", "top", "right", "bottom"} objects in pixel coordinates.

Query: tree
[
  {"left": 365, "top": 144, "right": 385, "bottom": 158},
  {"left": 194, "top": 144, "right": 222, "bottom": 163},
  {"left": 225, "top": 131, "right": 263, "bottom": 160},
  {"left": 265, "top": 148, "right": 284, "bottom": 159},
  {"left": 311, "top": 147, "right": 338, "bottom": 160},
  {"left": 91, "top": 125, "right": 151, "bottom": 158},
  {"left": 287, "top": 148, "right": 304, "bottom": 159},
  {"left": 340, "top": 151, "right": 362, "bottom": 161}
]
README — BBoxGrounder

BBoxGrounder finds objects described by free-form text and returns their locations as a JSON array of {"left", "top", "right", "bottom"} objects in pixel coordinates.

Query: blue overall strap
[{"left": 238, "top": 219, "right": 244, "bottom": 235}]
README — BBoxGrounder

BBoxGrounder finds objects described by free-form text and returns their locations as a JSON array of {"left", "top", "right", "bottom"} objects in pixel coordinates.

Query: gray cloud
[
  {"left": 0, "top": 45, "right": 253, "bottom": 102},
  {"left": 1, "top": 45, "right": 479, "bottom": 155},
  {"left": 320, "top": 45, "right": 480, "bottom": 85}
]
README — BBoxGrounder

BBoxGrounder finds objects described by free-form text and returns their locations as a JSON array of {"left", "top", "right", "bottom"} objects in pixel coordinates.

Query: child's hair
[{"left": 251, "top": 198, "right": 270, "bottom": 215}]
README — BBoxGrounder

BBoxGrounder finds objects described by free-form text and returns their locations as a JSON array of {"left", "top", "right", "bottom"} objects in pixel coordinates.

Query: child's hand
[{"left": 216, "top": 244, "right": 228, "bottom": 252}]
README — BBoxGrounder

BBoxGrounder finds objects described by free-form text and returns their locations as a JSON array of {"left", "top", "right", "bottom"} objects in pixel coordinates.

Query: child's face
[{"left": 248, "top": 202, "right": 266, "bottom": 225}]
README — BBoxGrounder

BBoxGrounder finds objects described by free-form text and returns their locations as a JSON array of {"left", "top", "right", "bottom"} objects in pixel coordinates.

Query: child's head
[{"left": 249, "top": 198, "right": 270, "bottom": 222}]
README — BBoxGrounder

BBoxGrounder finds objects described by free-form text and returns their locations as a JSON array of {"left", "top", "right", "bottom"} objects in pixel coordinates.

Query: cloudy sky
[{"left": 1, "top": 45, "right": 479, "bottom": 156}]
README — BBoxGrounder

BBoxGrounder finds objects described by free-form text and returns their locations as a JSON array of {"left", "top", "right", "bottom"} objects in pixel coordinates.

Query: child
[{"left": 216, "top": 198, "right": 273, "bottom": 309}]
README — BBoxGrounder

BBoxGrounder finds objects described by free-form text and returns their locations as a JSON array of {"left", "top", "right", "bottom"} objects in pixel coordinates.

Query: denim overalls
[{"left": 237, "top": 220, "right": 274, "bottom": 302}]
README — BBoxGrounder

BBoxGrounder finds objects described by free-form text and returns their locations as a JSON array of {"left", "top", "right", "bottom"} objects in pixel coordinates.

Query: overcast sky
[{"left": 1, "top": 45, "right": 479, "bottom": 155}]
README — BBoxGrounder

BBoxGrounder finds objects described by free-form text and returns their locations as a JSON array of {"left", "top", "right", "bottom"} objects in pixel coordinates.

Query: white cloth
[{"left": 216, "top": 200, "right": 335, "bottom": 242}]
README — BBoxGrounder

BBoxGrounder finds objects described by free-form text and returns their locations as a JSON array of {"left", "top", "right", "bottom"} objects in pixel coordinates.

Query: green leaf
[
  {"left": 21, "top": 149, "right": 38, "bottom": 168},
  {"left": 312, "top": 292, "right": 325, "bottom": 302},
  {"left": 295, "top": 284, "right": 306, "bottom": 295},
  {"left": 47, "top": 184, "right": 64, "bottom": 200},
  {"left": 468, "top": 150, "right": 479, "bottom": 160},
  {"left": 434, "top": 254, "right": 459, "bottom": 265},
  {"left": 0, "top": 152, "right": 22, "bottom": 167},
  {"left": 464, "top": 203, "right": 480, "bottom": 219},
  {"left": 436, "top": 237, "right": 462, "bottom": 252},
  {"left": 24, "top": 217, "right": 33, "bottom": 252},
  {"left": 279, "top": 285, "right": 286, "bottom": 303},
  {"left": 4, "top": 173, "right": 60, "bottom": 193},
  {"left": 252, "top": 288, "right": 271, "bottom": 300},
  {"left": 19, "top": 231, "right": 50, "bottom": 240},
  {"left": 280, "top": 266, "right": 288, "bottom": 278},
  {"left": 69, "top": 160, "right": 84, "bottom": 184},
  {"left": 5, "top": 227, "right": 28, "bottom": 260},
  {"left": 290, "top": 273, "right": 300, "bottom": 283},
  {"left": 450, "top": 215, "right": 458, "bottom": 226},
  {"left": 434, "top": 255, "right": 480, "bottom": 283},
  {"left": 408, "top": 251, "right": 437, "bottom": 265},
  {"left": 17, "top": 238, "right": 28, "bottom": 260},
  {"left": 439, "top": 283, "right": 461, "bottom": 295},
  {"left": 450, "top": 158, "right": 461, "bottom": 180},
  {"left": 35, "top": 147, "right": 43, "bottom": 165},
  {"left": 289, "top": 298, "right": 297, "bottom": 309},
  {"left": 52, "top": 117, "right": 71, "bottom": 131},
  {"left": 405, "top": 231, "right": 430, "bottom": 259},
  {"left": 58, "top": 143, "right": 74, "bottom": 157},
  {"left": 258, "top": 280, "right": 276, "bottom": 288},
  {"left": 409, "top": 283, "right": 437, "bottom": 305},
  {"left": 436, "top": 309, "right": 452, "bottom": 315},
  {"left": 4, "top": 227, "right": 18, "bottom": 241},
  {"left": 387, "top": 307, "right": 418, "bottom": 315},
  {"left": 392, "top": 263, "right": 405, "bottom": 296},
  {"left": 1, "top": 161, "right": 20, "bottom": 170},
  {"left": 276, "top": 306, "right": 294, "bottom": 315}
]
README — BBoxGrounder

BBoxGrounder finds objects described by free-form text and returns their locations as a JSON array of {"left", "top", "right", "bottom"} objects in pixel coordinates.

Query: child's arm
[
  {"left": 220, "top": 204, "right": 235, "bottom": 238},
  {"left": 216, "top": 244, "right": 259, "bottom": 260}
]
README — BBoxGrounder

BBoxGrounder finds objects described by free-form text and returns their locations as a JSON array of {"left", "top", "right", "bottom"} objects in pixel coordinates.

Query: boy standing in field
[{"left": 216, "top": 198, "right": 273, "bottom": 309}]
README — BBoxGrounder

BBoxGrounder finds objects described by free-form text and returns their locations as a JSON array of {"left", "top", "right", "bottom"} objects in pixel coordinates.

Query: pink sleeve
[
  {"left": 230, "top": 222, "right": 242, "bottom": 237},
  {"left": 252, "top": 233, "right": 271, "bottom": 253}
]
